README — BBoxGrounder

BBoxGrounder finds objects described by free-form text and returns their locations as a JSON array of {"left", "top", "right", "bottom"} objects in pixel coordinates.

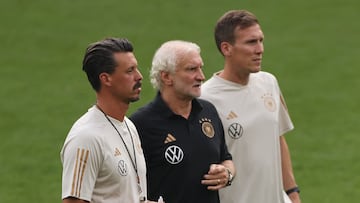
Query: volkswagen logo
[
  {"left": 165, "top": 145, "right": 184, "bottom": 165},
  {"left": 228, "top": 123, "right": 244, "bottom": 139}
]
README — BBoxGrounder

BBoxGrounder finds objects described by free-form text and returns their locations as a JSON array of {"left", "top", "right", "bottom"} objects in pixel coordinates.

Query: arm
[{"left": 280, "top": 135, "right": 301, "bottom": 203}]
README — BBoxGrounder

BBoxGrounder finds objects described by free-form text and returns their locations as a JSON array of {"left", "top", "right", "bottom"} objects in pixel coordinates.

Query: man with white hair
[{"left": 130, "top": 40, "right": 235, "bottom": 203}]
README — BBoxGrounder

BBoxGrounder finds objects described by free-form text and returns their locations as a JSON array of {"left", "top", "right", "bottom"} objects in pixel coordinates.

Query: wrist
[
  {"left": 286, "top": 186, "right": 300, "bottom": 195},
  {"left": 225, "top": 167, "right": 234, "bottom": 186}
]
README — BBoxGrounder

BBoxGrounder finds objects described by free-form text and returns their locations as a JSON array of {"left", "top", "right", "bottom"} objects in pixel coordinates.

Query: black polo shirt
[{"left": 130, "top": 92, "right": 232, "bottom": 203}]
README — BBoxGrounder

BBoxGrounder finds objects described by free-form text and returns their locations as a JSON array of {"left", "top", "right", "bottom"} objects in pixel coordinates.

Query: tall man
[
  {"left": 61, "top": 38, "right": 154, "bottom": 203},
  {"left": 130, "top": 40, "right": 235, "bottom": 203},
  {"left": 201, "top": 10, "right": 301, "bottom": 203}
]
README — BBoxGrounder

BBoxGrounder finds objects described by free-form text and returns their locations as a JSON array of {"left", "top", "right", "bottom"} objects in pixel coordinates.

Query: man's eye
[{"left": 247, "top": 40, "right": 257, "bottom": 44}]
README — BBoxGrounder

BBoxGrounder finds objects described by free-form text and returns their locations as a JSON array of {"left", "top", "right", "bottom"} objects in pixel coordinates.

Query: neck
[
  {"left": 220, "top": 63, "right": 250, "bottom": 85},
  {"left": 96, "top": 96, "right": 129, "bottom": 121},
  {"left": 161, "top": 90, "right": 192, "bottom": 119}
]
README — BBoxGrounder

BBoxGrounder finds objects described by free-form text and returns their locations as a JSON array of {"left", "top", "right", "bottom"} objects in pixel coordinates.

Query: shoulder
[
  {"left": 197, "top": 98, "right": 216, "bottom": 108},
  {"left": 65, "top": 122, "right": 104, "bottom": 148},
  {"left": 253, "top": 71, "right": 277, "bottom": 81},
  {"left": 61, "top": 123, "right": 105, "bottom": 163},
  {"left": 124, "top": 116, "right": 141, "bottom": 138},
  {"left": 201, "top": 75, "right": 225, "bottom": 100},
  {"left": 124, "top": 117, "right": 137, "bottom": 129},
  {"left": 202, "top": 75, "right": 221, "bottom": 90},
  {"left": 64, "top": 110, "right": 106, "bottom": 149},
  {"left": 196, "top": 98, "right": 220, "bottom": 116},
  {"left": 129, "top": 102, "right": 156, "bottom": 125},
  {"left": 251, "top": 71, "right": 279, "bottom": 86},
  {"left": 195, "top": 99, "right": 224, "bottom": 129}
]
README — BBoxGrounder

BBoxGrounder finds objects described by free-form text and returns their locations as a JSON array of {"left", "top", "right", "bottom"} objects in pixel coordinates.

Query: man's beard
[{"left": 129, "top": 81, "right": 142, "bottom": 103}]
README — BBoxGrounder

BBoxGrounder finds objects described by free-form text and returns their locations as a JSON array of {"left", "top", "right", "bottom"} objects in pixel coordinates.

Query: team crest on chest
[
  {"left": 199, "top": 118, "right": 215, "bottom": 138},
  {"left": 261, "top": 92, "right": 276, "bottom": 112}
]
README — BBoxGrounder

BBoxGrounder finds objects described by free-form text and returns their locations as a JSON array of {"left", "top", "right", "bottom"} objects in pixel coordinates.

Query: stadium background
[{"left": 0, "top": 0, "right": 359, "bottom": 202}]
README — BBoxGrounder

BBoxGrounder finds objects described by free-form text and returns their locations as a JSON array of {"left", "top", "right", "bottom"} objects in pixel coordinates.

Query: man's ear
[
  {"left": 99, "top": 72, "right": 112, "bottom": 87},
  {"left": 221, "top": 42, "right": 232, "bottom": 56},
  {"left": 160, "top": 71, "right": 173, "bottom": 86}
]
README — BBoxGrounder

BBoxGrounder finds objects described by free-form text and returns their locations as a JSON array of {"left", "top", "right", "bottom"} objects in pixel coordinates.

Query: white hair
[{"left": 150, "top": 40, "right": 201, "bottom": 90}]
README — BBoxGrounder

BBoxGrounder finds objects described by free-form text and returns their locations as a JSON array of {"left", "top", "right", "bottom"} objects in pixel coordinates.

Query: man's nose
[
  {"left": 197, "top": 69, "right": 206, "bottom": 81},
  {"left": 136, "top": 69, "right": 143, "bottom": 80}
]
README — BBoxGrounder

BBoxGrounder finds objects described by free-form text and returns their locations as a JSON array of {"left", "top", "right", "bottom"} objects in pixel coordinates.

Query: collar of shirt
[{"left": 152, "top": 91, "right": 203, "bottom": 120}]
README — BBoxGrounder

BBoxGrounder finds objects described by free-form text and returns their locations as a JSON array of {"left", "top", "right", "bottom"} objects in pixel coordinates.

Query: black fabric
[{"left": 130, "top": 92, "right": 232, "bottom": 203}]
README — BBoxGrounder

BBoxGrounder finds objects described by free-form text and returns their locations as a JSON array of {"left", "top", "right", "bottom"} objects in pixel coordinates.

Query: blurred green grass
[{"left": 0, "top": 0, "right": 359, "bottom": 202}]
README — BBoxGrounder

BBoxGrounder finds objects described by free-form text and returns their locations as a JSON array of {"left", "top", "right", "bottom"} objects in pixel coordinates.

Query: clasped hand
[{"left": 201, "top": 164, "right": 228, "bottom": 191}]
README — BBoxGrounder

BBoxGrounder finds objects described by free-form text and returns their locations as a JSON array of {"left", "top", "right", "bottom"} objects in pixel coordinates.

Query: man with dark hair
[
  {"left": 201, "top": 10, "right": 301, "bottom": 203},
  {"left": 61, "top": 38, "right": 153, "bottom": 203}
]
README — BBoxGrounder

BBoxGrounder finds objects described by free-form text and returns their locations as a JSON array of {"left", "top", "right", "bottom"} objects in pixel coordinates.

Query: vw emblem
[
  {"left": 165, "top": 145, "right": 184, "bottom": 165},
  {"left": 228, "top": 123, "right": 244, "bottom": 139},
  {"left": 117, "top": 160, "right": 128, "bottom": 176}
]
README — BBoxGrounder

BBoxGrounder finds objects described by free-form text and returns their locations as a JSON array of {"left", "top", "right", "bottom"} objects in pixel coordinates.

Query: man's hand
[{"left": 201, "top": 164, "right": 228, "bottom": 190}]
